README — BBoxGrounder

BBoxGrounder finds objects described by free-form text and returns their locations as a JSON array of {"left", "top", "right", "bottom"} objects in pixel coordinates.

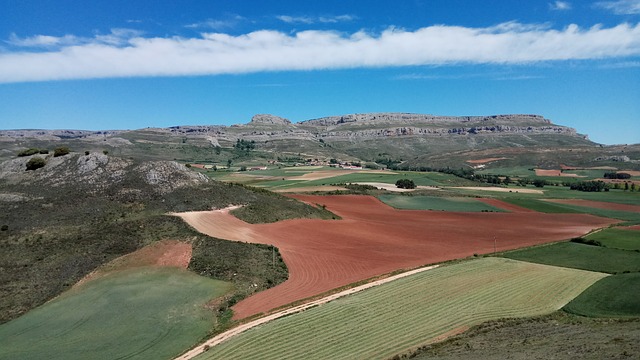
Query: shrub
[
  {"left": 1, "top": 225, "right": 8, "bottom": 231},
  {"left": 85, "top": 151, "right": 90, "bottom": 156},
  {"left": 533, "top": 179, "right": 546, "bottom": 188},
  {"left": 185, "top": 163, "right": 192, "bottom": 168},
  {"left": 103, "top": 150, "right": 109, "bottom": 155},
  {"left": 396, "top": 179, "right": 416, "bottom": 189},
  {"left": 39, "top": 149, "right": 49, "bottom": 154},
  {"left": 53, "top": 146, "right": 70, "bottom": 157},
  {"left": 25, "top": 157, "right": 46, "bottom": 171},
  {"left": 17, "top": 148, "right": 40, "bottom": 157}
]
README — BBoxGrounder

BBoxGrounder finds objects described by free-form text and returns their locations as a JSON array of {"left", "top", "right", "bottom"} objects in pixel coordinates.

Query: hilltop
[{"left": 0, "top": 113, "right": 638, "bottom": 170}]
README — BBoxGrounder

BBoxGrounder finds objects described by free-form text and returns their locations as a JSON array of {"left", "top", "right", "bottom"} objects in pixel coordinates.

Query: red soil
[
  {"left": 477, "top": 198, "right": 537, "bottom": 213},
  {"left": 74, "top": 240, "right": 192, "bottom": 288},
  {"left": 178, "top": 195, "right": 618, "bottom": 320},
  {"left": 544, "top": 199, "right": 640, "bottom": 213},
  {"left": 627, "top": 225, "right": 640, "bottom": 231},
  {"left": 466, "top": 157, "right": 507, "bottom": 164}
]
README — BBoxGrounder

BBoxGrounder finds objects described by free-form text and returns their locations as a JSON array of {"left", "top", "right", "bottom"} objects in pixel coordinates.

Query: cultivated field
[
  {"left": 0, "top": 267, "right": 231, "bottom": 360},
  {"left": 378, "top": 194, "right": 506, "bottom": 212},
  {"left": 177, "top": 195, "right": 617, "bottom": 320},
  {"left": 194, "top": 258, "right": 606, "bottom": 360}
]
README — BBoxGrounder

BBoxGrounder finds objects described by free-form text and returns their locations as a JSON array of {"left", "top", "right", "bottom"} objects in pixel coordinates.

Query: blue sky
[{"left": 0, "top": 0, "right": 639, "bottom": 144}]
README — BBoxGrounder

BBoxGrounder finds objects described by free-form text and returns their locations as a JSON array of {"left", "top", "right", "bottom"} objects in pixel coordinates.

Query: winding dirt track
[{"left": 176, "top": 195, "right": 618, "bottom": 321}]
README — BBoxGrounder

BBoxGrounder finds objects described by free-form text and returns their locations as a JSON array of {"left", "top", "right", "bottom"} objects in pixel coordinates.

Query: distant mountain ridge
[{"left": 0, "top": 113, "right": 581, "bottom": 141}]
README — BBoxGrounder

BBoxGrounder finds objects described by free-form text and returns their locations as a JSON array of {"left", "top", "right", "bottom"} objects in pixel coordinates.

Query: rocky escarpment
[{"left": 0, "top": 113, "right": 584, "bottom": 146}]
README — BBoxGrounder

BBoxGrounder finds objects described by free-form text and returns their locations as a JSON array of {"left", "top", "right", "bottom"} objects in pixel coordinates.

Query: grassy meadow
[
  {"left": 0, "top": 267, "right": 231, "bottom": 360},
  {"left": 196, "top": 258, "right": 605, "bottom": 360}
]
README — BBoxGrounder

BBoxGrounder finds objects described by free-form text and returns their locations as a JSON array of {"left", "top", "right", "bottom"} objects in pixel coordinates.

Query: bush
[
  {"left": 17, "top": 148, "right": 40, "bottom": 157},
  {"left": 25, "top": 157, "right": 46, "bottom": 171},
  {"left": 570, "top": 181, "right": 607, "bottom": 192},
  {"left": 103, "top": 150, "right": 109, "bottom": 155},
  {"left": 533, "top": 179, "right": 546, "bottom": 188},
  {"left": 396, "top": 179, "right": 416, "bottom": 189},
  {"left": 1, "top": 225, "right": 8, "bottom": 231},
  {"left": 53, "top": 146, "right": 70, "bottom": 157},
  {"left": 39, "top": 149, "right": 49, "bottom": 154},
  {"left": 84, "top": 151, "right": 90, "bottom": 156}
]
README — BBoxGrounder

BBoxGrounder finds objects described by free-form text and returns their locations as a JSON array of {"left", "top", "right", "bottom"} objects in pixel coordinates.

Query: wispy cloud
[
  {"left": 276, "top": 14, "right": 355, "bottom": 24},
  {"left": 1, "top": 22, "right": 639, "bottom": 83},
  {"left": 186, "top": 15, "right": 246, "bottom": 30},
  {"left": 549, "top": 1, "right": 572, "bottom": 10},
  {"left": 7, "top": 29, "right": 142, "bottom": 48},
  {"left": 595, "top": 0, "right": 640, "bottom": 14}
]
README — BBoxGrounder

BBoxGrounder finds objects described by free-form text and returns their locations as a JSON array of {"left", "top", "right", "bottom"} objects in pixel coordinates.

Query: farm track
[
  {"left": 176, "top": 195, "right": 618, "bottom": 320},
  {"left": 195, "top": 258, "right": 607, "bottom": 360}
]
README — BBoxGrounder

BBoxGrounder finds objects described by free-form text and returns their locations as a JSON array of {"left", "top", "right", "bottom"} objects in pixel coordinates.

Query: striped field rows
[{"left": 195, "top": 257, "right": 606, "bottom": 360}]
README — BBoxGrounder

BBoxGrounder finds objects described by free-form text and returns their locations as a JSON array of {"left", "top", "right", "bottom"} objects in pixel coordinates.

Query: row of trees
[{"left": 17, "top": 146, "right": 70, "bottom": 157}]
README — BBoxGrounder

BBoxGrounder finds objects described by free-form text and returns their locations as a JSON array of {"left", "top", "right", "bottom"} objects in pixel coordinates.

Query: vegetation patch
[
  {"left": 405, "top": 312, "right": 640, "bottom": 360},
  {"left": 379, "top": 194, "right": 504, "bottom": 212},
  {"left": 502, "top": 242, "right": 640, "bottom": 274},
  {"left": 0, "top": 267, "right": 231, "bottom": 360},
  {"left": 564, "top": 273, "right": 640, "bottom": 317},
  {"left": 196, "top": 258, "right": 605, "bottom": 360},
  {"left": 585, "top": 228, "right": 640, "bottom": 251}
]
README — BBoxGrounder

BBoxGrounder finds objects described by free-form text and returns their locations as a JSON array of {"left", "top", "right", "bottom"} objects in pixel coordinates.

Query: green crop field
[
  {"left": 502, "top": 242, "right": 640, "bottom": 274},
  {"left": 564, "top": 273, "right": 640, "bottom": 317},
  {"left": 0, "top": 267, "right": 231, "bottom": 360},
  {"left": 500, "top": 198, "right": 582, "bottom": 213},
  {"left": 585, "top": 228, "right": 640, "bottom": 250},
  {"left": 378, "top": 194, "right": 504, "bottom": 212},
  {"left": 196, "top": 258, "right": 605, "bottom": 360}
]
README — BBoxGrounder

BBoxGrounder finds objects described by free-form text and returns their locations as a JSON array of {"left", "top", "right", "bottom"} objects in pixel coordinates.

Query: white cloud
[
  {"left": 1, "top": 22, "right": 639, "bottom": 83},
  {"left": 276, "top": 14, "right": 355, "bottom": 24},
  {"left": 550, "top": 1, "right": 572, "bottom": 10},
  {"left": 186, "top": 15, "right": 246, "bottom": 30},
  {"left": 7, "top": 33, "right": 80, "bottom": 48},
  {"left": 596, "top": 0, "right": 640, "bottom": 14}
]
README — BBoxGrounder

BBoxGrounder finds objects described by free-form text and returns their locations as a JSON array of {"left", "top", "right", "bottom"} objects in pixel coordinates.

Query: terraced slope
[{"left": 195, "top": 257, "right": 606, "bottom": 360}]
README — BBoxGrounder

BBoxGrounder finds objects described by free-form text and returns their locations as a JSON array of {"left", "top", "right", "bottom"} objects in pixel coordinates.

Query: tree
[
  {"left": 533, "top": 179, "right": 546, "bottom": 188},
  {"left": 227, "top": 159, "right": 232, "bottom": 168},
  {"left": 239, "top": 166, "right": 247, "bottom": 171},
  {"left": 53, "top": 146, "right": 70, "bottom": 157},
  {"left": 625, "top": 182, "right": 630, "bottom": 191},
  {"left": 395, "top": 179, "right": 416, "bottom": 189},
  {"left": 26, "top": 157, "right": 46, "bottom": 171}
]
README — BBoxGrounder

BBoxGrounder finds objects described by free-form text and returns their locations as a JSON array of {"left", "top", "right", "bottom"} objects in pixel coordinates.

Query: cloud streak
[
  {"left": 595, "top": 0, "right": 640, "bottom": 14},
  {"left": 1, "top": 22, "right": 640, "bottom": 83},
  {"left": 550, "top": 1, "right": 572, "bottom": 11},
  {"left": 276, "top": 14, "right": 355, "bottom": 24}
]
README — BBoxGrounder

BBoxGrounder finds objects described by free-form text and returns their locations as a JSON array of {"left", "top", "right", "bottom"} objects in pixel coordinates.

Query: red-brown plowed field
[
  {"left": 178, "top": 195, "right": 618, "bottom": 320},
  {"left": 477, "top": 198, "right": 537, "bottom": 213},
  {"left": 627, "top": 225, "right": 640, "bottom": 231},
  {"left": 544, "top": 199, "right": 640, "bottom": 213}
]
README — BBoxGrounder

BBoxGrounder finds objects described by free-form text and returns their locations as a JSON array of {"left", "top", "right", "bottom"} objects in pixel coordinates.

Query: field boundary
[{"left": 174, "top": 264, "right": 440, "bottom": 360}]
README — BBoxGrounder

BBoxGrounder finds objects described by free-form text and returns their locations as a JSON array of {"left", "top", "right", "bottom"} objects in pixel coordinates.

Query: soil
[
  {"left": 544, "top": 199, "right": 640, "bottom": 213},
  {"left": 466, "top": 158, "right": 507, "bottom": 164},
  {"left": 452, "top": 186, "right": 544, "bottom": 194},
  {"left": 177, "top": 195, "right": 617, "bottom": 320},
  {"left": 74, "top": 240, "right": 192, "bottom": 288},
  {"left": 351, "top": 182, "right": 439, "bottom": 192},
  {"left": 274, "top": 185, "right": 346, "bottom": 193},
  {"left": 627, "top": 225, "right": 640, "bottom": 231},
  {"left": 534, "top": 169, "right": 583, "bottom": 177},
  {"left": 476, "top": 198, "right": 537, "bottom": 213}
]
